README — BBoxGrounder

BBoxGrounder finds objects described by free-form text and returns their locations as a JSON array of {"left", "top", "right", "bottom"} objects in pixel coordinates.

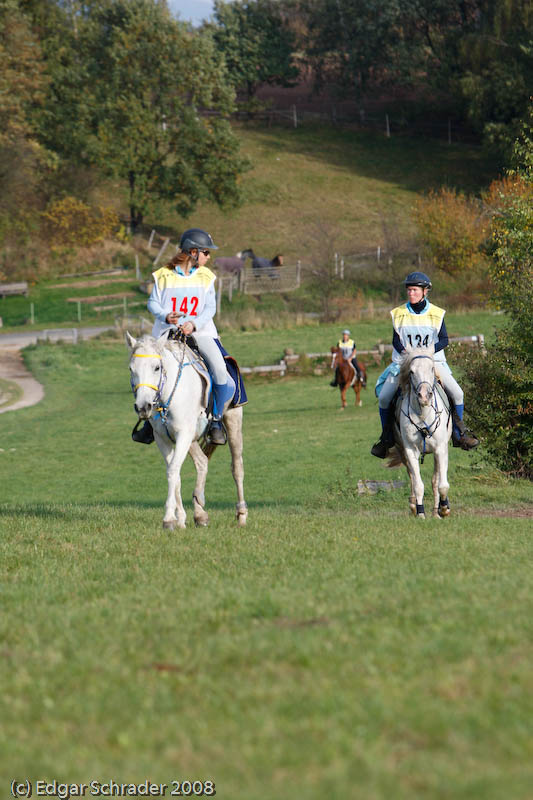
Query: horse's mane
[
  {"left": 133, "top": 334, "right": 165, "bottom": 356},
  {"left": 399, "top": 347, "right": 435, "bottom": 393}
]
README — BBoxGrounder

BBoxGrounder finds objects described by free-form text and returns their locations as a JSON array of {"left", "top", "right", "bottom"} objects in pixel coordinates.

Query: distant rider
[
  {"left": 330, "top": 329, "right": 366, "bottom": 387},
  {"left": 370, "top": 271, "right": 479, "bottom": 458},
  {"left": 133, "top": 228, "right": 235, "bottom": 446}
]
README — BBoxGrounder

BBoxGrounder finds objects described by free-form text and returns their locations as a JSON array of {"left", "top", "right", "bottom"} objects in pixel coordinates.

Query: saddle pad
[{"left": 215, "top": 340, "right": 248, "bottom": 408}]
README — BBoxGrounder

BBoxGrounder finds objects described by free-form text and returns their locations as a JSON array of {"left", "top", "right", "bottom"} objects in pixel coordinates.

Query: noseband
[{"left": 130, "top": 353, "right": 166, "bottom": 401}]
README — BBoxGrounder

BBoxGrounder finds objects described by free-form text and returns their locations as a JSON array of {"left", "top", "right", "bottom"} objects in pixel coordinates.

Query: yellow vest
[{"left": 391, "top": 302, "right": 446, "bottom": 362}]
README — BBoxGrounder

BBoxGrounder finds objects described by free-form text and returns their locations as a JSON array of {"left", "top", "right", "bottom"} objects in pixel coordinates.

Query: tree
[
  {"left": 36, "top": 0, "right": 250, "bottom": 230},
  {"left": 460, "top": 104, "right": 533, "bottom": 477},
  {"left": 210, "top": 0, "right": 298, "bottom": 103}
]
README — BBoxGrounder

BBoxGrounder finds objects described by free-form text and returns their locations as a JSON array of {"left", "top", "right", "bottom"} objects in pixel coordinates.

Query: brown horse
[{"left": 330, "top": 347, "right": 367, "bottom": 409}]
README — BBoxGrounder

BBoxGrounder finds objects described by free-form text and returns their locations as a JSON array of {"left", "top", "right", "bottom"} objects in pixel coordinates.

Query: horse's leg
[
  {"left": 404, "top": 446, "right": 425, "bottom": 518},
  {"left": 224, "top": 406, "right": 248, "bottom": 526},
  {"left": 433, "top": 445, "right": 451, "bottom": 518},
  {"left": 340, "top": 384, "right": 347, "bottom": 409},
  {"left": 188, "top": 441, "right": 209, "bottom": 527},
  {"left": 354, "top": 383, "right": 362, "bottom": 407},
  {"left": 163, "top": 429, "right": 195, "bottom": 530}
]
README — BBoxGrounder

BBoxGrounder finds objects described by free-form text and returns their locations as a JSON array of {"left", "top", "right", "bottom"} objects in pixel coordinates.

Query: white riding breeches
[
  {"left": 193, "top": 333, "right": 228, "bottom": 384},
  {"left": 378, "top": 361, "right": 463, "bottom": 409}
]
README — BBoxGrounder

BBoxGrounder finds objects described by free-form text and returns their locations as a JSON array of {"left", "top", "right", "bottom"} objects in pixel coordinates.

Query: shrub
[
  {"left": 414, "top": 187, "right": 490, "bottom": 278},
  {"left": 42, "top": 196, "right": 119, "bottom": 248},
  {"left": 461, "top": 115, "right": 533, "bottom": 479}
]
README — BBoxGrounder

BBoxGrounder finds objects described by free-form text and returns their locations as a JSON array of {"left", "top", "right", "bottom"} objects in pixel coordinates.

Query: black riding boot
[
  {"left": 132, "top": 419, "right": 154, "bottom": 444},
  {"left": 451, "top": 412, "right": 479, "bottom": 450},
  {"left": 207, "top": 419, "right": 227, "bottom": 446},
  {"left": 330, "top": 367, "right": 339, "bottom": 387}
]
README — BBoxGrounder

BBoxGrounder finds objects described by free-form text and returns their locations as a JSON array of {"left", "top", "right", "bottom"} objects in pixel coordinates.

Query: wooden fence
[{"left": 239, "top": 335, "right": 486, "bottom": 377}]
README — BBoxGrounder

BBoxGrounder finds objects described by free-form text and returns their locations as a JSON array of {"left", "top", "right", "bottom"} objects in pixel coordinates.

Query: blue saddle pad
[{"left": 215, "top": 339, "right": 248, "bottom": 407}]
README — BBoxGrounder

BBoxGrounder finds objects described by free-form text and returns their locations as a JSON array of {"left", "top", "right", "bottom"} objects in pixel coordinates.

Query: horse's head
[
  {"left": 126, "top": 332, "right": 165, "bottom": 419},
  {"left": 330, "top": 346, "right": 341, "bottom": 368},
  {"left": 400, "top": 346, "right": 435, "bottom": 407}
]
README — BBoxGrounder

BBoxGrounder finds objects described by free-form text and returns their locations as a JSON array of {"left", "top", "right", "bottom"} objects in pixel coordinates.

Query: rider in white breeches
[
  {"left": 371, "top": 271, "right": 479, "bottom": 458},
  {"left": 133, "top": 228, "right": 234, "bottom": 446}
]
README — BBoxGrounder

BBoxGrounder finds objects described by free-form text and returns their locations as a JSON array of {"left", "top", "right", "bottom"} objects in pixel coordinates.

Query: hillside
[{"left": 99, "top": 122, "right": 497, "bottom": 265}]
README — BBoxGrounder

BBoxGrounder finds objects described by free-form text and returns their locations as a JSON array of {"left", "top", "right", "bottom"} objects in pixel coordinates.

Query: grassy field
[{"left": 1, "top": 330, "right": 532, "bottom": 799}]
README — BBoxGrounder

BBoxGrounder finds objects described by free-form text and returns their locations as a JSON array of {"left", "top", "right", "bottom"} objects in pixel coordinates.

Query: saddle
[{"left": 167, "top": 330, "right": 248, "bottom": 410}]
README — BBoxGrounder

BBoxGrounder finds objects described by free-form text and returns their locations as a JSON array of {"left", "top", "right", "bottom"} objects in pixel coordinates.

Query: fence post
[
  {"left": 296, "top": 260, "right": 301, "bottom": 288},
  {"left": 76, "top": 301, "right": 81, "bottom": 323},
  {"left": 153, "top": 237, "right": 170, "bottom": 266},
  {"left": 135, "top": 254, "right": 141, "bottom": 280},
  {"left": 123, "top": 297, "right": 127, "bottom": 315},
  {"left": 30, "top": 302, "right": 35, "bottom": 324},
  {"left": 334, "top": 252, "right": 338, "bottom": 276},
  {"left": 385, "top": 113, "right": 391, "bottom": 138},
  {"left": 377, "top": 246, "right": 381, "bottom": 262},
  {"left": 228, "top": 276, "right": 233, "bottom": 303},
  {"left": 340, "top": 258, "right": 345, "bottom": 280},
  {"left": 292, "top": 104, "right": 298, "bottom": 129},
  {"left": 148, "top": 229, "right": 156, "bottom": 248}
]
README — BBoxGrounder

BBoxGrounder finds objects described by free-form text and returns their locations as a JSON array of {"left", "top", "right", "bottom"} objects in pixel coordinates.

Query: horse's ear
[{"left": 125, "top": 331, "right": 137, "bottom": 351}]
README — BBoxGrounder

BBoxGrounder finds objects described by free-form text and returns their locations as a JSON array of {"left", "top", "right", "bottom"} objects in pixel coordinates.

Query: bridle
[
  {"left": 401, "top": 354, "right": 443, "bottom": 460},
  {"left": 130, "top": 341, "right": 189, "bottom": 435}
]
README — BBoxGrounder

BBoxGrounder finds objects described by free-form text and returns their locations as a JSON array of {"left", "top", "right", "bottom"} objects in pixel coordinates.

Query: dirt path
[{"left": 0, "top": 348, "right": 44, "bottom": 414}]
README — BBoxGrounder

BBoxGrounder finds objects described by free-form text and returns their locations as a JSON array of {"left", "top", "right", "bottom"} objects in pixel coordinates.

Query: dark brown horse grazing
[{"left": 330, "top": 347, "right": 367, "bottom": 409}]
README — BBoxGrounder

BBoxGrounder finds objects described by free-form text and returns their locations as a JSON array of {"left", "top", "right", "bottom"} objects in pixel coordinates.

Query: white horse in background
[
  {"left": 388, "top": 347, "right": 452, "bottom": 519},
  {"left": 126, "top": 332, "right": 248, "bottom": 530}
]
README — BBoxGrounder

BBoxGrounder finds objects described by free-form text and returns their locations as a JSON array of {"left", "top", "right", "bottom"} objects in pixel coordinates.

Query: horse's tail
[
  {"left": 386, "top": 446, "right": 405, "bottom": 468},
  {"left": 200, "top": 440, "right": 217, "bottom": 459}
]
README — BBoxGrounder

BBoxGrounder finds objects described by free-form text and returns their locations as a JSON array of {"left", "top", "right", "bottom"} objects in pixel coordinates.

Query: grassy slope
[
  {"left": 1, "top": 338, "right": 532, "bottom": 798},
  {"left": 108, "top": 122, "right": 496, "bottom": 264},
  {"left": 1, "top": 124, "right": 497, "bottom": 331}
]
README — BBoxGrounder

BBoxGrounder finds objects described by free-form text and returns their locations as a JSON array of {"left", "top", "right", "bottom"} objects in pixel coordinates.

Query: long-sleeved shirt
[{"left": 147, "top": 265, "right": 218, "bottom": 338}]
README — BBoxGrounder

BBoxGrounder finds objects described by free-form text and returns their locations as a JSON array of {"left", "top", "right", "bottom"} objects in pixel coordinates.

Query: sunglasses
[{"left": 200, "top": 249, "right": 210, "bottom": 256}]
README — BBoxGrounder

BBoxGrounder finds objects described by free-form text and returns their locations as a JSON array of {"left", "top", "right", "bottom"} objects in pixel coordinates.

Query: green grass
[
  {"left": 156, "top": 124, "right": 496, "bottom": 263},
  {"left": 1, "top": 333, "right": 532, "bottom": 798},
  {"left": 219, "top": 310, "right": 506, "bottom": 367},
  {"left": 0, "top": 273, "right": 143, "bottom": 330}
]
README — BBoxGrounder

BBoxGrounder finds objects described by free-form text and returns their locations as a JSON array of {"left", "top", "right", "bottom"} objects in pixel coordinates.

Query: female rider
[
  {"left": 330, "top": 328, "right": 365, "bottom": 387},
  {"left": 133, "top": 228, "right": 235, "bottom": 446},
  {"left": 370, "top": 271, "right": 479, "bottom": 458}
]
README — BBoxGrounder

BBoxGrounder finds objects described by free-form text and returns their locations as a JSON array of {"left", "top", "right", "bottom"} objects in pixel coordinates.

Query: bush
[
  {"left": 414, "top": 187, "right": 490, "bottom": 279},
  {"left": 42, "top": 196, "right": 119, "bottom": 248},
  {"left": 461, "top": 115, "right": 533, "bottom": 479}
]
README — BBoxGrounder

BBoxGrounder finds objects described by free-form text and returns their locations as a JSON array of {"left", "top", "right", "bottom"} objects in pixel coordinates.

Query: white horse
[
  {"left": 388, "top": 347, "right": 452, "bottom": 519},
  {"left": 126, "top": 332, "right": 248, "bottom": 530}
]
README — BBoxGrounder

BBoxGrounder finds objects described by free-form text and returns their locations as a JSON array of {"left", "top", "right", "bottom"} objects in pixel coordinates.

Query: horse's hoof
[
  {"left": 236, "top": 514, "right": 248, "bottom": 527},
  {"left": 416, "top": 513, "right": 426, "bottom": 520},
  {"left": 194, "top": 516, "right": 209, "bottom": 527},
  {"left": 438, "top": 507, "right": 451, "bottom": 518},
  {"left": 432, "top": 510, "right": 442, "bottom": 519},
  {"left": 163, "top": 520, "right": 177, "bottom": 530}
]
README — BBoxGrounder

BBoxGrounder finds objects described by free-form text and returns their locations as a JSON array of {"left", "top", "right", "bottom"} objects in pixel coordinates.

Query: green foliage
[
  {"left": 461, "top": 112, "right": 533, "bottom": 478},
  {"left": 211, "top": 0, "right": 298, "bottom": 99},
  {"left": 35, "top": 0, "right": 250, "bottom": 229}
]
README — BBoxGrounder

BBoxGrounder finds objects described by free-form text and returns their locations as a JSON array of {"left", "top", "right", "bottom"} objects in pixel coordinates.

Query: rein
[
  {"left": 131, "top": 342, "right": 195, "bottom": 442},
  {"left": 401, "top": 355, "right": 443, "bottom": 462}
]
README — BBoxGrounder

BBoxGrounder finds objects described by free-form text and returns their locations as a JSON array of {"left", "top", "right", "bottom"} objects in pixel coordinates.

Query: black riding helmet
[
  {"left": 404, "top": 271, "right": 432, "bottom": 289},
  {"left": 179, "top": 228, "right": 218, "bottom": 253}
]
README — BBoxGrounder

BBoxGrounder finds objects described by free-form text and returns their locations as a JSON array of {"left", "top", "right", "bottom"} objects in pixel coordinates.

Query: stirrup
[
  {"left": 207, "top": 419, "right": 227, "bottom": 446},
  {"left": 132, "top": 419, "right": 154, "bottom": 444}
]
